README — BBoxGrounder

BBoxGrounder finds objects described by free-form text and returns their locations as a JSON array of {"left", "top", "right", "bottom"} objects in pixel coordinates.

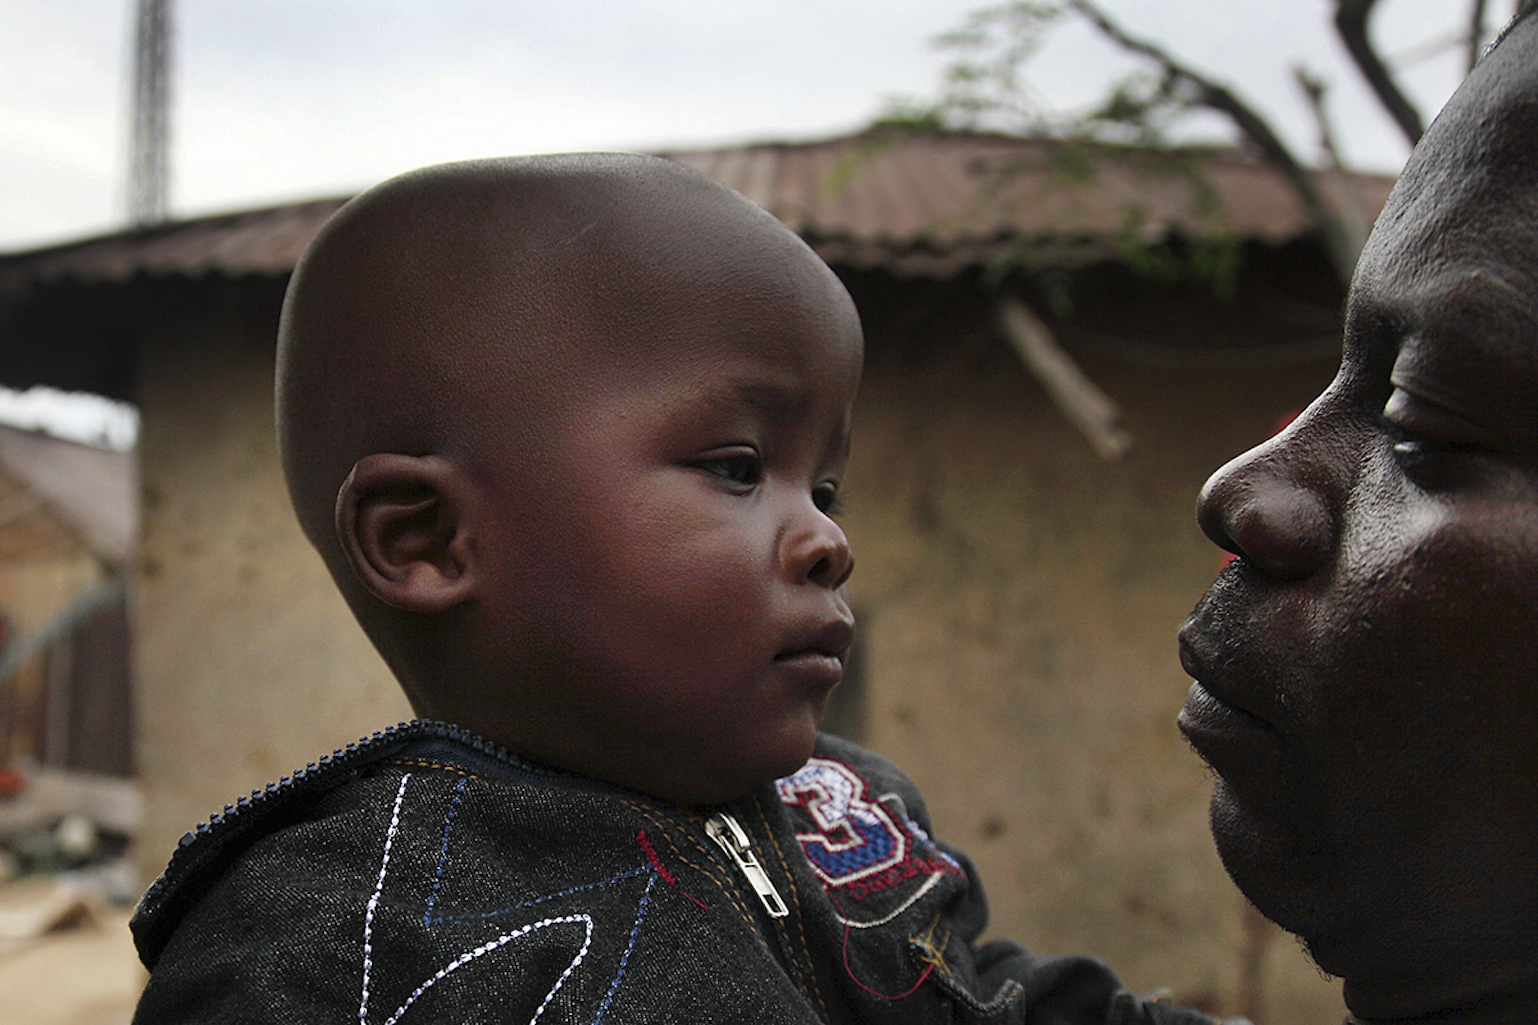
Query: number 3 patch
[{"left": 776, "top": 758, "right": 960, "bottom": 895}]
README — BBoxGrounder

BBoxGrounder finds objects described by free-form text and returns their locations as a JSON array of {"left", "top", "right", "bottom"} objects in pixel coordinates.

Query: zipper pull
[{"left": 705, "top": 812, "right": 789, "bottom": 918}]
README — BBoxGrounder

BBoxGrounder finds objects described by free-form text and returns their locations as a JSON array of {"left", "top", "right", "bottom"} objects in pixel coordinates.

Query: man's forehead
[
  {"left": 1381, "top": 13, "right": 1538, "bottom": 227},
  {"left": 1393, "top": 268, "right": 1538, "bottom": 392},
  {"left": 1355, "top": 200, "right": 1538, "bottom": 381},
  {"left": 1365, "top": 50, "right": 1538, "bottom": 301}
]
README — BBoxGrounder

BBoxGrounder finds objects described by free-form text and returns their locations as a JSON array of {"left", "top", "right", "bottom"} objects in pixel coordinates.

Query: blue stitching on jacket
[
  {"left": 422, "top": 777, "right": 467, "bottom": 924},
  {"left": 357, "top": 772, "right": 655, "bottom": 1025},
  {"left": 592, "top": 871, "right": 657, "bottom": 1024},
  {"left": 424, "top": 866, "right": 650, "bottom": 926}
]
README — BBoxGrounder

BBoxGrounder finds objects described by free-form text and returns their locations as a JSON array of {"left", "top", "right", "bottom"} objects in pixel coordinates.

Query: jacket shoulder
[{"left": 131, "top": 721, "right": 542, "bottom": 969}]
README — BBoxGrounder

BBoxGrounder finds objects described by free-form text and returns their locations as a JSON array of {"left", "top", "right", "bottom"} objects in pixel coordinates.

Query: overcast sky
[{"left": 0, "top": 0, "right": 1508, "bottom": 254}]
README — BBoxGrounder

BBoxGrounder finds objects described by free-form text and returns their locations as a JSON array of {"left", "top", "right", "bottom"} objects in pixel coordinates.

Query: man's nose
[
  {"left": 1196, "top": 428, "right": 1336, "bottom": 581},
  {"left": 783, "top": 505, "right": 854, "bottom": 589}
]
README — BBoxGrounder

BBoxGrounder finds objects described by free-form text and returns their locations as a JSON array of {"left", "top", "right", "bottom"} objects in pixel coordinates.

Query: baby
[{"left": 130, "top": 154, "right": 1218, "bottom": 1024}]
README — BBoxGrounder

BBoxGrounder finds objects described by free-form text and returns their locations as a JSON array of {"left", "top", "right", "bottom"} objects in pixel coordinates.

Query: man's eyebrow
[{"left": 1421, "top": 268, "right": 1538, "bottom": 331}]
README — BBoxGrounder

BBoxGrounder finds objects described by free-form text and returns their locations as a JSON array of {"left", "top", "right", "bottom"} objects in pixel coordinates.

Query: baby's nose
[{"left": 784, "top": 511, "right": 853, "bottom": 589}]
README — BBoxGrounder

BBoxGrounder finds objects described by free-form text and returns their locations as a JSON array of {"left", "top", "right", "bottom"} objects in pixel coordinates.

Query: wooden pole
[{"left": 997, "top": 296, "right": 1132, "bottom": 462}]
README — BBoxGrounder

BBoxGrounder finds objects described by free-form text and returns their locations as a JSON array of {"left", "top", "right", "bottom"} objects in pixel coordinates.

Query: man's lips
[
  {"left": 1177, "top": 633, "right": 1278, "bottom": 725},
  {"left": 1177, "top": 637, "right": 1281, "bottom": 776},
  {"left": 1179, "top": 680, "right": 1273, "bottom": 736}
]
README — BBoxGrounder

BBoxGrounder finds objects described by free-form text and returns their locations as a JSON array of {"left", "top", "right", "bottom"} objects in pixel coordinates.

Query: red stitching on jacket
[{"left": 636, "top": 830, "right": 710, "bottom": 911}]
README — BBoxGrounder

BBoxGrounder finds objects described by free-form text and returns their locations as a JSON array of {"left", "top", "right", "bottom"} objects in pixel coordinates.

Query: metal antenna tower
[{"left": 129, "top": 0, "right": 171, "bottom": 227}]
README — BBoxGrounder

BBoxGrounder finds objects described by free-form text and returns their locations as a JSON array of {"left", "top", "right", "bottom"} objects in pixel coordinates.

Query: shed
[{"left": 0, "top": 424, "right": 136, "bottom": 777}]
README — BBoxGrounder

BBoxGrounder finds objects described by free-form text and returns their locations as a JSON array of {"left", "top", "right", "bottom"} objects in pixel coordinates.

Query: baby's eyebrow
[
  {"left": 689, "top": 378, "right": 852, "bottom": 458},
  {"left": 721, "top": 380, "right": 809, "bottom": 421}
]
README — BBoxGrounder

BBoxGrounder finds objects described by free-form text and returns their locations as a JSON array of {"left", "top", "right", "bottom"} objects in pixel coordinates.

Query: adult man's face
[{"left": 1178, "top": 15, "right": 1538, "bottom": 1019}]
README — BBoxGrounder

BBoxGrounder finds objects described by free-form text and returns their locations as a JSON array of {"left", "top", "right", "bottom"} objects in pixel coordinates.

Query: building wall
[
  {"left": 839, "top": 286, "right": 1342, "bottom": 1022},
  {"left": 133, "top": 310, "right": 409, "bottom": 879},
  {"left": 130, "top": 278, "right": 1344, "bottom": 1021}
]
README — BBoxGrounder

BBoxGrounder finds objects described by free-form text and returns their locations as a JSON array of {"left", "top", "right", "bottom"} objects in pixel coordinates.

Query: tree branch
[
  {"left": 1067, "top": 0, "right": 1362, "bottom": 282},
  {"left": 1334, "top": 0, "right": 1424, "bottom": 146},
  {"left": 1293, "top": 66, "right": 1371, "bottom": 259},
  {"left": 998, "top": 296, "right": 1132, "bottom": 461},
  {"left": 1469, "top": 0, "right": 1490, "bottom": 75}
]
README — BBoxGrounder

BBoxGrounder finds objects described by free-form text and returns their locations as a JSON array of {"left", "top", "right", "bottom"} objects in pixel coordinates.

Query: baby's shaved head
[{"left": 279, "top": 154, "right": 799, "bottom": 564}]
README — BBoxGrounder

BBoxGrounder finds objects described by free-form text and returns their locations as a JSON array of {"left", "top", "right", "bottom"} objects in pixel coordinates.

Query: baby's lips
[{"left": 777, "top": 615, "right": 855, "bottom": 662}]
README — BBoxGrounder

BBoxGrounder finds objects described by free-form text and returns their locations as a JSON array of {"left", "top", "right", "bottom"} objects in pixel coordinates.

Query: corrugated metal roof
[
  {"left": 0, "top": 198, "right": 348, "bottom": 291},
  {"left": 669, "top": 133, "right": 1394, "bottom": 275},
  {"left": 0, "top": 425, "right": 137, "bottom": 563},
  {"left": 0, "top": 132, "right": 1395, "bottom": 288}
]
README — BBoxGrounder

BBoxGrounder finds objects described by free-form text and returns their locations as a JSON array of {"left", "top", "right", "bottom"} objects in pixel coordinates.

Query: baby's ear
[{"left": 335, "top": 454, "right": 480, "bottom": 613}]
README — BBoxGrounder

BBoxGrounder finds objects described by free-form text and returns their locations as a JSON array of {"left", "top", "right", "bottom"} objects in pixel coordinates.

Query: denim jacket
[{"left": 131, "top": 722, "right": 1217, "bottom": 1025}]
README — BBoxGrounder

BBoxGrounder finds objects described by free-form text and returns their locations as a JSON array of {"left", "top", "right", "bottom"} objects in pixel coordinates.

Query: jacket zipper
[{"left": 705, "top": 811, "right": 789, "bottom": 918}]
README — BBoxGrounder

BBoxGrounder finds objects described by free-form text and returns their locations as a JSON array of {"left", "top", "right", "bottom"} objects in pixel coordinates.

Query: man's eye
[
  {"left": 813, "top": 482, "right": 841, "bottom": 515},
  {"left": 697, "top": 452, "right": 763, "bottom": 489},
  {"left": 1381, "top": 386, "right": 1493, "bottom": 482},
  {"left": 1382, "top": 421, "right": 1486, "bottom": 485},
  {"left": 1390, "top": 436, "right": 1481, "bottom": 463}
]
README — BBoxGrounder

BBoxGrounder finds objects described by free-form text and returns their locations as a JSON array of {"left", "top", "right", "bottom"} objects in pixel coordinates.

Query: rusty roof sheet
[
  {"left": 0, "top": 198, "right": 348, "bottom": 291},
  {"left": 0, "top": 424, "right": 137, "bottom": 563},
  {"left": 0, "top": 132, "right": 1395, "bottom": 288},
  {"left": 668, "top": 134, "right": 1394, "bottom": 275}
]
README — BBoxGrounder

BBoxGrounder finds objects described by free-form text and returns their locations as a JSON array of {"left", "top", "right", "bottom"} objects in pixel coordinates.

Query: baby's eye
[
  {"left": 813, "top": 481, "right": 841, "bottom": 516},
  {"left": 695, "top": 450, "right": 763, "bottom": 491}
]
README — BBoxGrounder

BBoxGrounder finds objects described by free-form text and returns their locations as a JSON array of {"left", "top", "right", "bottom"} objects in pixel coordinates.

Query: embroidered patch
[{"left": 776, "top": 758, "right": 962, "bottom": 901}]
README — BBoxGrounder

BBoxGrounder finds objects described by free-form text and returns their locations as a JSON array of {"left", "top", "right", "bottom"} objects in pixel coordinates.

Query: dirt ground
[{"left": 0, "top": 905, "right": 143, "bottom": 1025}]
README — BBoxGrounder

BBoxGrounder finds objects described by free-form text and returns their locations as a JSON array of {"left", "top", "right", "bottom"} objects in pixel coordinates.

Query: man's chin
[{"left": 1208, "top": 782, "right": 1350, "bottom": 973}]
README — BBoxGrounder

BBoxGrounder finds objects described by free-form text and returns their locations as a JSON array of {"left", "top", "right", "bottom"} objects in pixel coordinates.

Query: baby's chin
[
  {"left": 468, "top": 702, "right": 827, "bottom": 806},
  {"left": 635, "top": 726, "right": 822, "bottom": 807}
]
